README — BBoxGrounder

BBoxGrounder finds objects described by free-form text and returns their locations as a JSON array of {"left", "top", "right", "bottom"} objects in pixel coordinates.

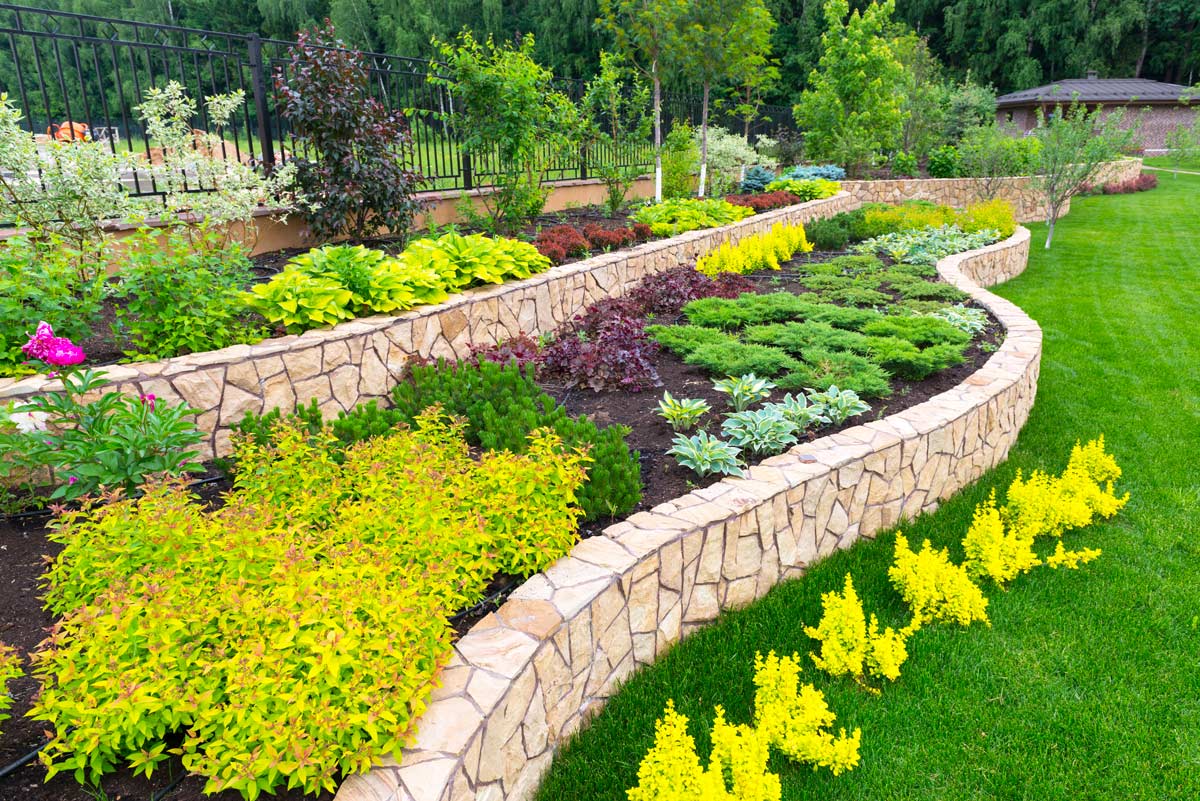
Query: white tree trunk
[
  {"left": 653, "top": 62, "right": 663, "bottom": 203},
  {"left": 698, "top": 83, "right": 710, "bottom": 198}
]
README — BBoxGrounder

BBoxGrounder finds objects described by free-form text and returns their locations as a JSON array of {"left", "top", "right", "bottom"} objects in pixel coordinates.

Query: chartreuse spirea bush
[
  {"left": 696, "top": 223, "right": 812, "bottom": 277},
  {"left": 631, "top": 198, "right": 754, "bottom": 237},
  {"left": 628, "top": 652, "right": 860, "bottom": 799},
  {"left": 0, "top": 642, "right": 20, "bottom": 736},
  {"left": 31, "top": 409, "right": 588, "bottom": 798}
]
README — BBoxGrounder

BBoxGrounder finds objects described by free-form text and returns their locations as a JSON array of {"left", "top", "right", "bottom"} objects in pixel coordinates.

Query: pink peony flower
[
  {"left": 22, "top": 321, "right": 86, "bottom": 368},
  {"left": 139, "top": 393, "right": 157, "bottom": 412}
]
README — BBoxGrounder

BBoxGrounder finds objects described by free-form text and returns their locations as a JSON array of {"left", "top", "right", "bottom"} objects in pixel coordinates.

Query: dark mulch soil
[{"left": 0, "top": 247, "right": 1003, "bottom": 801}]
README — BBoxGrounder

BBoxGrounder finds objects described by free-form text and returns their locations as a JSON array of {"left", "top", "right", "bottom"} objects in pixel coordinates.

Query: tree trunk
[
  {"left": 1135, "top": 0, "right": 1154, "bottom": 77},
  {"left": 1044, "top": 208, "right": 1058, "bottom": 248},
  {"left": 653, "top": 60, "right": 662, "bottom": 203},
  {"left": 698, "top": 82, "right": 710, "bottom": 198}
]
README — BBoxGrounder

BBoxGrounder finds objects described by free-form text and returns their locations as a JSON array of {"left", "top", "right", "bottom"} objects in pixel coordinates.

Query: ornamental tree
[
  {"left": 1030, "top": 101, "right": 1139, "bottom": 248},
  {"left": 794, "top": 0, "right": 908, "bottom": 176},
  {"left": 597, "top": 0, "right": 691, "bottom": 202},
  {"left": 581, "top": 51, "right": 652, "bottom": 215},
  {"left": 678, "top": 0, "right": 776, "bottom": 197}
]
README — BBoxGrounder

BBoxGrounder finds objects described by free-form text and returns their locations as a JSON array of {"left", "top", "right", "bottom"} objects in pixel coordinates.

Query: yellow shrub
[
  {"left": 1045, "top": 541, "right": 1103, "bottom": 570},
  {"left": 709, "top": 707, "right": 782, "bottom": 801},
  {"left": 803, "top": 574, "right": 909, "bottom": 687},
  {"left": 33, "top": 409, "right": 589, "bottom": 798},
  {"left": 863, "top": 202, "right": 956, "bottom": 234},
  {"left": 889, "top": 533, "right": 990, "bottom": 633},
  {"left": 1004, "top": 468, "right": 1094, "bottom": 540},
  {"left": 957, "top": 198, "right": 1017, "bottom": 239},
  {"left": 752, "top": 651, "right": 862, "bottom": 775},
  {"left": 962, "top": 490, "right": 1041, "bottom": 586},
  {"left": 696, "top": 222, "right": 812, "bottom": 276}
]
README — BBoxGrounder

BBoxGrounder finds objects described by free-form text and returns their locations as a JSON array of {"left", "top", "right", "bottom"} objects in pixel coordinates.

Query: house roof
[{"left": 996, "top": 76, "right": 1191, "bottom": 108}]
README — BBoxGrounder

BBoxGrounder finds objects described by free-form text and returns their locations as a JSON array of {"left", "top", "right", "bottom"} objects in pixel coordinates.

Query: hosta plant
[
  {"left": 400, "top": 231, "right": 551, "bottom": 293},
  {"left": 763, "top": 177, "right": 841, "bottom": 201},
  {"left": 631, "top": 198, "right": 754, "bottom": 237},
  {"left": 721, "top": 408, "right": 799, "bottom": 457},
  {"left": 926, "top": 304, "right": 988, "bottom": 335},
  {"left": 242, "top": 269, "right": 357, "bottom": 333},
  {"left": 765, "top": 393, "right": 831, "bottom": 432},
  {"left": 807, "top": 385, "right": 870, "bottom": 425},
  {"left": 667, "top": 431, "right": 744, "bottom": 478},
  {"left": 657, "top": 391, "right": 710, "bottom": 432},
  {"left": 713, "top": 373, "right": 776, "bottom": 411}
]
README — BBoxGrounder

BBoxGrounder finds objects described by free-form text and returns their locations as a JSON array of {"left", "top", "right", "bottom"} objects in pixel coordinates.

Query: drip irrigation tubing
[{"left": 0, "top": 739, "right": 50, "bottom": 780}]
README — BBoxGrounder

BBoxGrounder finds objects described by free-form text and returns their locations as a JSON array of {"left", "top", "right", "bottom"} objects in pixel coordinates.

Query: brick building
[{"left": 996, "top": 72, "right": 1197, "bottom": 154}]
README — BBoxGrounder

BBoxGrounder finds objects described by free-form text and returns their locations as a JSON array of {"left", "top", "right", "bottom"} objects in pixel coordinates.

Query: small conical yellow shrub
[
  {"left": 803, "top": 574, "right": 909, "bottom": 688},
  {"left": 889, "top": 533, "right": 990, "bottom": 634}
]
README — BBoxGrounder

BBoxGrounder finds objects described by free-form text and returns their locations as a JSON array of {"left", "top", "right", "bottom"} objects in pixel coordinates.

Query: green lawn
[
  {"left": 535, "top": 175, "right": 1200, "bottom": 801},
  {"left": 1143, "top": 154, "right": 1200, "bottom": 172}
]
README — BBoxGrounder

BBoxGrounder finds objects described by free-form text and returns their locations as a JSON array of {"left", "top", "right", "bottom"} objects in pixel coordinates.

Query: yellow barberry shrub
[
  {"left": 696, "top": 223, "right": 812, "bottom": 276},
  {"left": 752, "top": 651, "right": 862, "bottom": 775},
  {"left": 956, "top": 198, "right": 1018, "bottom": 238},
  {"left": 709, "top": 707, "right": 782, "bottom": 801},
  {"left": 627, "top": 701, "right": 726, "bottom": 801},
  {"left": 962, "top": 490, "right": 1041, "bottom": 587},
  {"left": 0, "top": 643, "right": 20, "bottom": 737},
  {"left": 803, "top": 574, "right": 909, "bottom": 687},
  {"left": 1044, "top": 541, "right": 1103, "bottom": 570},
  {"left": 889, "top": 533, "right": 990, "bottom": 634}
]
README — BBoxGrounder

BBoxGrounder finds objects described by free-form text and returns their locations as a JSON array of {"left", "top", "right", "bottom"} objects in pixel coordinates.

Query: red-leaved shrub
[
  {"left": 535, "top": 225, "right": 591, "bottom": 262},
  {"left": 468, "top": 333, "right": 541, "bottom": 368},
  {"left": 725, "top": 191, "right": 802, "bottom": 212}
]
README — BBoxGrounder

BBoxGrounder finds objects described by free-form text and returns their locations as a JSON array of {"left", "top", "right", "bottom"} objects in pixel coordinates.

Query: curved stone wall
[
  {"left": 0, "top": 194, "right": 855, "bottom": 459},
  {"left": 334, "top": 225, "right": 1041, "bottom": 801}
]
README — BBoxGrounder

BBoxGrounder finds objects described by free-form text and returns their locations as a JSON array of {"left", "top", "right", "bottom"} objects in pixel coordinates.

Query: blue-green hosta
[
  {"left": 667, "top": 431, "right": 744, "bottom": 478},
  {"left": 854, "top": 225, "right": 1000, "bottom": 266},
  {"left": 765, "top": 392, "right": 832, "bottom": 432},
  {"left": 656, "top": 391, "right": 711, "bottom": 433},
  {"left": 926, "top": 304, "right": 988, "bottom": 335},
  {"left": 713, "top": 373, "right": 776, "bottom": 412},
  {"left": 721, "top": 408, "right": 799, "bottom": 457},
  {"left": 807, "top": 385, "right": 871, "bottom": 425}
]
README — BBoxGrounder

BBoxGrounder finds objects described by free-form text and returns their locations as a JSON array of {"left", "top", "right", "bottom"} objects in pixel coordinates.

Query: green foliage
[
  {"left": 32, "top": 410, "right": 588, "bottom": 798},
  {"left": 763, "top": 392, "right": 831, "bottom": 431},
  {"left": 855, "top": 225, "right": 1001, "bottom": 267},
  {"left": 782, "top": 349, "right": 891, "bottom": 397},
  {"left": 0, "top": 237, "right": 103, "bottom": 377},
  {"left": 892, "top": 151, "right": 918, "bottom": 177},
  {"left": 805, "top": 216, "right": 851, "bottom": 251},
  {"left": 866, "top": 337, "right": 966, "bottom": 380},
  {"left": 667, "top": 430, "right": 744, "bottom": 477},
  {"left": 685, "top": 341, "right": 802, "bottom": 379},
  {"left": 863, "top": 314, "right": 971, "bottom": 347},
  {"left": 683, "top": 293, "right": 815, "bottom": 329},
  {"left": 430, "top": 31, "right": 582, "bottom": 233},
  {"left": 0, "top": 368, "right": 203, "bottom": 500},
  {"left": 113, "top": 225, "right": 261, "bottom": 360},
  {"left": 721, "top": 407, "right": 799, "bottom": 456},
  {"left": 661, "top": 120, "right": 701, "bottom": 199},
  {"left": 631, "top": 197, "right": 754, "bottom": 236},
  {"left": 957, "top": 124, "right": 1043, "bottom": 195},
  {"left": 793, "top": 0, "right": 907, "bottom": 175},
  {"left": 745, "top": 320, "right": 871, "bottom": 355},
  {"left": 657, "top": 391, "right": 711, "bottom": 432},
  {"left": 242, "top": 268, "right": 357, "bottom": 333},
  {"left": 927, "top": 145, "right": 961, "bottom": 178},
  {"left": 713, "top": 373, "right": 776, "bottom": 411},
  {"left": 583, "top": 51, "right": 652, "bottom": 215}
]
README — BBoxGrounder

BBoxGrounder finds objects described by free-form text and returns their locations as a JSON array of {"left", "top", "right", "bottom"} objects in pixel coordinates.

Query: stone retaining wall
[
  {"left": 841, "top": 157, "right": 1143, "bottom": 222},
  {"left": 334, "top": 225, "right": 1042, "bottom": 801},
  {"left": 0, "top": 194, "right": 856, "bottom": 459}
]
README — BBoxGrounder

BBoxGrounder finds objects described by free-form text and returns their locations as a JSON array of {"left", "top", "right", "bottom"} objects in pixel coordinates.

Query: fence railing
[{"left": 0, "top": 3, "right": 795, "bottom": 198}]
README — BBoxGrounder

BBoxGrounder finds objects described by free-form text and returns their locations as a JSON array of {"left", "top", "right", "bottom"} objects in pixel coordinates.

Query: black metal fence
[{"left": 0, "top": 3, "right": 794, "bottom": 197}]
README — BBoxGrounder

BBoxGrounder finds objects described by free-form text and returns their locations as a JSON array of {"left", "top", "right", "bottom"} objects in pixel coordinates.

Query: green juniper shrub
[
  {"left": 805, "top": 216, "right": 851, "bottom": 251},
  {"left": 799, "top": 273, "right": 858, "bottom": 291},
  {"left": 782, "top": 348, "right": 892, "bottom": 397},
  {"left": 824, "top": 285, "right": 892, "bottom": 307},
  {"left": 389, "top": 360, "right": 640, "bottom": 521},
  {"left": 862, "top": 315, "right": 971, "bottom": 347},
  {"left": 891, "top": 278, "right": 968, "bottom": 302},
  {"left": 723, "top": 292, "right": 822, "bottom": 324},
  {"left": 683, "top": 341, "right": 803, "bottom": 378},
  {"left": 805, "top": 303, "right": 883, "bottom": 331},
  {"left": 646, "top": 324, "right": 740, "bottom": 358},
  {"left": 743, "top": 321, "right": 873, "bottom": 356},
  {"left": 826, "top": 254, "right": 886, "bottom": 275},
  {"left": 883, "top": 262, "right": 939, "bottom": 279},
  {"left": 866, "top": 337, "right": 967, "bottom": 380}
]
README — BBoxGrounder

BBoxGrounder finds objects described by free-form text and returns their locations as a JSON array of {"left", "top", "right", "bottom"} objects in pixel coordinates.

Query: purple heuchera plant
[
  {"left": 540, "top": 313, "right": 661, "bottom": 392},
  {"left": 22, "top": 322, "right": 86, "bottom": 368}
]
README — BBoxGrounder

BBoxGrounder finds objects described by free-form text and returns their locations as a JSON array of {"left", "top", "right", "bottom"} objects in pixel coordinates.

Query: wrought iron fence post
[
  {"left": 579, "top": 145, "right": 588, "bottom": 182},
  {"left": 247, "top": 34, "right": 276, "bottom": 169},
  {"left": 461, "top": 150, "right": 473, "bottom": 191}
]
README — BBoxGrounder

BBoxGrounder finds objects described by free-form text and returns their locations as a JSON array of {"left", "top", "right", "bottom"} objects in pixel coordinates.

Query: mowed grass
[
  {"left": 535, "top": 175, "right": 1200, "bottom": 801},
  {"left": 1143, "top": 154, "right": 1200, "bottom": 173}
]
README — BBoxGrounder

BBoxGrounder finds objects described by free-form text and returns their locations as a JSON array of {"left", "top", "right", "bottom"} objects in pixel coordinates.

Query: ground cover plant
[
  {"left": 534, "top": 172, "right": 1200, "bottom": 801},
  {"left": 29, "top": 408, "right": 588, "bottom": 799}
]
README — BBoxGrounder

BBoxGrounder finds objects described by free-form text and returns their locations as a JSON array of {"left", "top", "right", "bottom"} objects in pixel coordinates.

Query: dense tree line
[{"left": 13, "top": 0, "right": 1200, "bottom": 95}]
